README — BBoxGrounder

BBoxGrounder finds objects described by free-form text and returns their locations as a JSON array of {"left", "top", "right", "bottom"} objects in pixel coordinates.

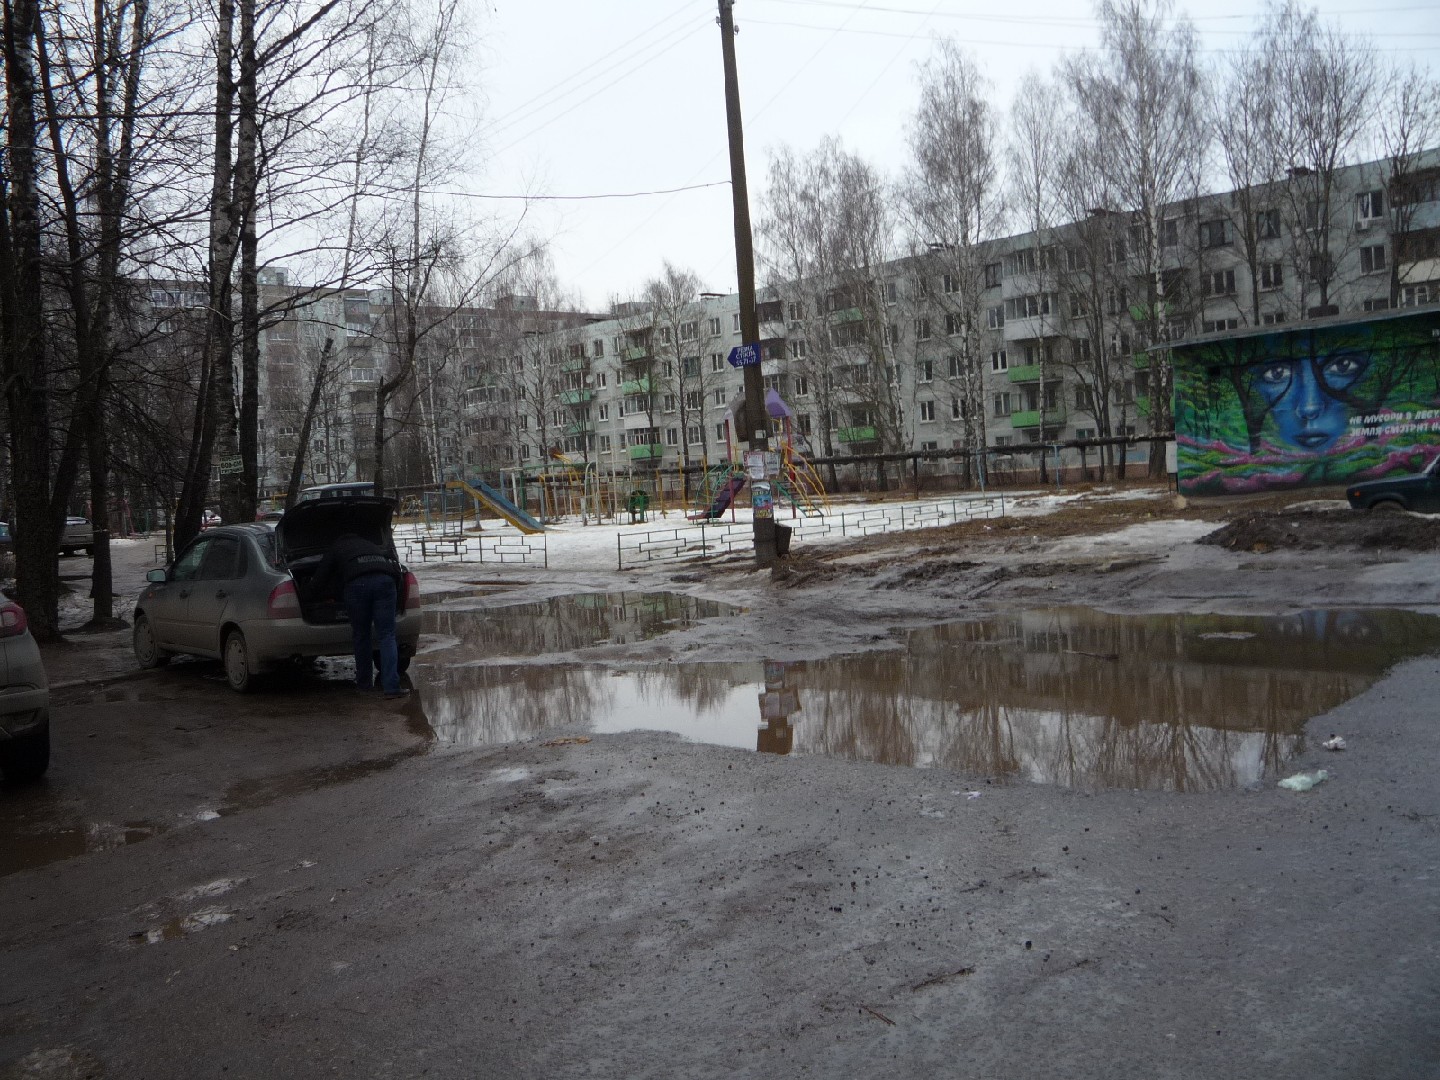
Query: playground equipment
[
  {"left": 691, "top": 389, "right": 829, "bottom": 521},
  {"left": 445, "top": 477, "right": 545, "bottom": 534}
]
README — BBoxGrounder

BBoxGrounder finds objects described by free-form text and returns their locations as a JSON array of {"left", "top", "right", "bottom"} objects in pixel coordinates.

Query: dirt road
[{"left": 4, "top": 490, "right": 1440, "bottom": 1079}]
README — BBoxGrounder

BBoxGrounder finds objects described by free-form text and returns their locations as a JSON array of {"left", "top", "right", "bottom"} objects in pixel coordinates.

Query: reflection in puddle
[
  {"left": 0, "top": 813, "right": 162, "bottom": 877},
  {"left": 421, "top": 607, "right": 1440, "bottom": 791},
  {"left": 423, "top": 591, "right": 743, "bottom": 656}
]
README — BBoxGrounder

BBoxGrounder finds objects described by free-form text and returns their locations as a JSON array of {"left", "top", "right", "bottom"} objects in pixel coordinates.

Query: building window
[
  {"left": 984, "top": 262, "right": 1002, "bottom": 288},
  {"left": 943, "top": 312, "right": 962, "bottom": 336},
  {"left": 1362, "top": 297, "right": 1391, "bottom": 312},
  {"left": 1306, "top": 254, "right": 1331, "bottom": 283},
  {"left": 786, "top": 301, "right": 803, "bottom": 321},
  {"left": 1256, "top": 209, "right": 1280, "bottom": 240},
  {"left": 917, "top": 360, "right": 933, "bottom": 383},
  {"left": 1161, "top": 218, "right": 1179, "bottom": 247},
  {"left": 947, "top": 354, "right": 962, "bottom": 378},
  {"left": 1360, "top": 244, "right": 1387, "bottom": 274},
  {"left": 1075, "top": 385, "right": 1094, "bottom": 411},
  {"left": 713, "top": 389, "right": 727, "bottom": 406},
  {"left": 686, "top": 425, "right": 702, "bottom": 445},
  {"left": 990, "top": 349, "right": 1007, "bottom": 372},
  {"left": 1203, "top": 269, "right": 1236, "bottom": 297},
  {"left": 919, "top": 400, "right": 935, "bottom": 422},
  {"left": 942, "top": 273, "right": 959, "bottom": 295},
  {"left": 993, "top": 392, "right": 1013, "bottom": 418},
  {"left": 1198, "top": 219, "right": 1230, "bottom": 249},
  {"left": 731, "top": 313, "right": 741, "bottom": 332},
  {"left": 1260, "top": 311, "right": 1288, "bottom": 325},
  {"left": 1356, "top": 189, "right": 1385, "bottom": 223},
  {"left": 986, "top": 305, "right": 1004, "bottom": 330},
  {"left": 680, "top": 320, "right": 698, "bottom": 341},
  {"left": 793, "top": 375, "right": 809, "bottom": 397},
  {"left": 1009, "top": 248, "right": 1037, "bottom": 275},
  {"left": 1202, "top": 317, "right": 1240, "bottom": 333},
  {"left": 883, "top": 323, "right": 899, "bottom": 346},
  {"left": 664, "top": 428, "right": 679, "bottom": 446},
  {"left": 914, "top": 318, "right": 931, "bottom": 341},
  {"left": 789, "top": 339, "right": 807, "bottom": 358},
  {"left": 711, "top": 354, "right": 725, "bottom": 373},
  {"left": 598, "top": 404, "right": 609, "bottom": 421},
  {"left": 708, "top": 317, "right": 722, "bottom": 336},
  {"left": 1303, "top": 199, "right": 1325, "bottom": 232},
  {"left": 951, "top": 396, "right": 962, "bottom": 420},
  {"left": 1260, "top": 262, "right": 1284, "bottom": 290},
  {"left": 1401, "top": 284, "right": 1432, "bottom": 308}
]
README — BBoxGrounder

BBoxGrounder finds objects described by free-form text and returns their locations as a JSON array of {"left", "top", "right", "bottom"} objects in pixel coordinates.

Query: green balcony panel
[
  {"left": 559, "top": 388, "right": 594, "bottom": 405},
  {"left": 1007, "top": 364, "right": 1042, "bottom": 383},
  {"left": 1136, "top": 395, "right": 1151, "bottom": 416},
  {"left": 560, "top": 358, "right": 590, "bottom": 373},
  {"left": 1009, "top": 409, "right": 1041, "bottom": 428},
  {"left": 837, "top": 426, "right": 877, "bottom": 443},
  {"left": 832, "top": 307, "right": 864, "bottom": 324},
  {"left": 628, "top": 443, "right": 665, "bottom": 461},
  {"left": 1131, "top": 353, "right": 1150, "bottom": 370},
  {"left": 620, "top": 378, "right": 651, "bottom": 395},
  {"left": 623, "top": 346, "right": 650, "bottom": 362}
]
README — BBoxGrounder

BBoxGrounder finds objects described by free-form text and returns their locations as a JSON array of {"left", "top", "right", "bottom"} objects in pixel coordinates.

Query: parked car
[
  {"left": 0, "top": 600, "right": 50, "bottom": 782},
  {"left": 132, "top": 496, "right": 420, "bottom": 692},
  {"left": 60, "top": 516, "right": 94, "bottom": 557},
  {"left": 201, "top": 509, "right": 223, "bottom": 529},
  {"left": 1346, "top": 456, "right": 1440, "bottom": 513}
]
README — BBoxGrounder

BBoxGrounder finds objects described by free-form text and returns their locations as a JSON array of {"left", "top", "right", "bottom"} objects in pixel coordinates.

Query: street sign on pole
[{"left": 727, "top": 343, "right": 761, "bottom": 368}]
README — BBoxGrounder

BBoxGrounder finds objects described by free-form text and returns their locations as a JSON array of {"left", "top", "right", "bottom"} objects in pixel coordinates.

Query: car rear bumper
[
  {"left": 241, "top": 611, "right": 421, "bottom": 665},
  {"left": 0, "top": 685, "right": 49, "bottom": 738}
]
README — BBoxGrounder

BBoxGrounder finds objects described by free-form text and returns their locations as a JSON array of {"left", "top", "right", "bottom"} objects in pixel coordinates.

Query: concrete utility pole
[{"left": 717, "top": 0, "right": 779, "bottom": 568}]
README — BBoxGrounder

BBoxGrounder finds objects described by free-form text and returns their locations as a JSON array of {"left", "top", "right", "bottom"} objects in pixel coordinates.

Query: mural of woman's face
[{"left": 1255, "top": 350, "right": 1369, "bottom": 452}]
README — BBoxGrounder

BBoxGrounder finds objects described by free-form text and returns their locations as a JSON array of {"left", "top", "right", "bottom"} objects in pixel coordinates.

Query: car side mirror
[{"left": 146, "top": 568, "right": 168, "bottom": 583}]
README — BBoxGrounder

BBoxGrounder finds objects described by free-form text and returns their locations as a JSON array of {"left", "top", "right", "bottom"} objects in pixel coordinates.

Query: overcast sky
[{"left": 467, "top": 0, "right": 1440, "bottom": 311}]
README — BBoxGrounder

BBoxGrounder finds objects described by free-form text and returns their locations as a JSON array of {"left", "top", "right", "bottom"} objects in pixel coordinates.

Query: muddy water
[
  {"left": 420, "top": 606, "right": 1440, "bottom": 792},
  {"left": 424, "top": 591, "right": 744, "bottom": 655}
]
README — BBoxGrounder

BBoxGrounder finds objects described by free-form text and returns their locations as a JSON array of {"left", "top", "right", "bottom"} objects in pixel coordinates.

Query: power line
[
  {"left": 758, "top": 0, "right": 1440, "bottom": 27},
  {"left": 429, "top": 180, "right": 731, "bottom": 201}
]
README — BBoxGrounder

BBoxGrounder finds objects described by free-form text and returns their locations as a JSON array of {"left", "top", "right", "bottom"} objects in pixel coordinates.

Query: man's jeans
[{"left": 344, "top": 573, "right": 399, "bottom": 693}]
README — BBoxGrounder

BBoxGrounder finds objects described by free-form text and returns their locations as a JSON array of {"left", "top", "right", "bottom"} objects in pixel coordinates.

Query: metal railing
[
  {"left": 616, "top": 493, "right": 1005, "bottom": 570},
  {"left": 400, "top": 530, "right": 548, "bottom": 568}
]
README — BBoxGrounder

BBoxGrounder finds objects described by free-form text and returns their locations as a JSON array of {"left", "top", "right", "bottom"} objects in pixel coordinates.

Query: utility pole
[{"left": 717, "top": 0, "right": 779, "bottom": 568}]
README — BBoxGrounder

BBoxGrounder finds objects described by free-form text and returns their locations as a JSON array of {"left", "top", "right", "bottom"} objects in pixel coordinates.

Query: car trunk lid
[{"left": 274, "top": 497, "right": 402, "bottom": 624}]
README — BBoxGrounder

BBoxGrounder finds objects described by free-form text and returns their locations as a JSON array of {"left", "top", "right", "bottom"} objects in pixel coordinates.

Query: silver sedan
[{"left": 133, "top": 505, "right": 420, "bottom": 692}]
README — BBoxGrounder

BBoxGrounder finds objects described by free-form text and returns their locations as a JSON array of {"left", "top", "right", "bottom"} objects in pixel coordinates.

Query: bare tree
[
  {"left": 1061, "top": 0, "right": 1208, "bottom": 473},
  {"left": 899, "top": 41, "right": 1006, "bottom": 485}
]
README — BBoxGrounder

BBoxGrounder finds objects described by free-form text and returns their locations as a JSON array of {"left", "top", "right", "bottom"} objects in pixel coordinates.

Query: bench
[{"left": 418, "top": 536, "right": 466, "bottom": 560}]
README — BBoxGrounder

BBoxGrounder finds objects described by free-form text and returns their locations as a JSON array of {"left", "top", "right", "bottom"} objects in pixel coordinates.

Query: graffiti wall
[{"left": 1174, "top": 309, "right": 1440, "bottom": 495}]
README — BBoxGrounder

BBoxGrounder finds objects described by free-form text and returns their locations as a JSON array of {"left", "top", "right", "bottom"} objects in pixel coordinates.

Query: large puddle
[
  {"left": 424, "top": 590, "right": 744, "bottom": 655},
  {"left": 420, "top": 606, "right": 1440, "bottom": 791}
]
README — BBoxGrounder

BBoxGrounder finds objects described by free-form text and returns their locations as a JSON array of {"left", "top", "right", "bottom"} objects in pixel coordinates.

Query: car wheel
[
  {"left": 133, "top": 614, "right": 171, "bottom": 668},
  {"left": 1372, "top": 499, "right": 1405, "bottom": 512},
  {"left": 0, "top": 727, "right": 50, "bottom": 783},
  {"left": 83, "top": 546, "right": 93, "bottom": 557},
  {"left": 224, "top": 629, "right": 256, "bottom": 693}
]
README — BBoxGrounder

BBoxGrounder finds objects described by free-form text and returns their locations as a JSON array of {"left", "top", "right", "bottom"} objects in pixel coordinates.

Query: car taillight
[
  {"left": 403, "top": 571, "right": 420, "bottom": 612},
  {"left": 0, "top": 602, "right": 28, "bottom": 637},
  {"left": 267, "top": 580, "right": 302, "bottom": 618}
]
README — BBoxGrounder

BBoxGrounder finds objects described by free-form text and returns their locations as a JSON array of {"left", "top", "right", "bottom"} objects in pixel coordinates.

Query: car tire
[
  {"left": 83, "top": 546, "right": 93, "bottom": 557},
  {"left": 1372, "top": 499, "right": 1405, "bottom": 512},
  {"left": 133, "top": 614, "right": 171, "bottom": 668},
  {"left": 224, "top": 629, "right": 256, "bottom": 693},
  {"left": 0, "top": 726, "right": 50, "bottom": 783}
]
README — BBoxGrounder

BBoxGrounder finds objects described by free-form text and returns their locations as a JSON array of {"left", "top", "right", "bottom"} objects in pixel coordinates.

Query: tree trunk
[{"left": 287, "top": 339, "right": 334, "bottom": 507}]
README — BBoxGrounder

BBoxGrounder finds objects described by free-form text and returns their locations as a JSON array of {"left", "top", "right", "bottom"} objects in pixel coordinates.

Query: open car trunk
[{"left": 275, "top": 497, "right": 408, "bottom": 624}]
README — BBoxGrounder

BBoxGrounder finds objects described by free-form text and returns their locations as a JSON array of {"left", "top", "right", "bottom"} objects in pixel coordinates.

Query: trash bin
[{"left": 774, "top": 524, "right": 792, "bottom": 557}]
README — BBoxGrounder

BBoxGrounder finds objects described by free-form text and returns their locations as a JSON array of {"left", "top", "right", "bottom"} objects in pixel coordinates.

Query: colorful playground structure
[{"left": 691, "top": 389, "right": 828, "bottom": 521}]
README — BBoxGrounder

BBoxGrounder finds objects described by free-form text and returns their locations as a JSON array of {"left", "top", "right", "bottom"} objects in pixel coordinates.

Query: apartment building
[{"left": 479, "top": 152, "right": 1439, "bottom": 486}]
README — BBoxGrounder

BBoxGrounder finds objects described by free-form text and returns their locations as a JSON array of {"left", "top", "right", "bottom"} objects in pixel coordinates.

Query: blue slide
[{"left": 447, "top": 478, "right": 545, "bottom": 534}]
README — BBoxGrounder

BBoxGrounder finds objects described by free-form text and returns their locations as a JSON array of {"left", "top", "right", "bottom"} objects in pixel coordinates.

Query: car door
[
  {"left": 147, "top": 538, "right": 211, "bottom": 650},
  {"left": 184, "top": 535, "right": 245, "bottom": 655}
]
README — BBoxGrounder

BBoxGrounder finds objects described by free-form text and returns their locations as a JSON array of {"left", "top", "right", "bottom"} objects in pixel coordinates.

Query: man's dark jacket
[{"left": 309, "top": 534, "right": 401, "bottom": 601}]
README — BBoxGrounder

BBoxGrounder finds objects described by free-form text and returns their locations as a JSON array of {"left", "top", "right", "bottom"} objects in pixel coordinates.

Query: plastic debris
[
  {"left": 1322, "top": 735, "right": 1347, "bottom": 751},
  {"left": 1278, "top": 770, "right": 1329, "bottom": 791}
]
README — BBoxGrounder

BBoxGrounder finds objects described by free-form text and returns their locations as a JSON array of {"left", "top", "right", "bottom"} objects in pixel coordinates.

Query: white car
[
  {"left": 0, "top": 600, "right": 50, "bottom": 782},
  {"left": 60, "top": 516, "right": 94, "bottom": 557}
]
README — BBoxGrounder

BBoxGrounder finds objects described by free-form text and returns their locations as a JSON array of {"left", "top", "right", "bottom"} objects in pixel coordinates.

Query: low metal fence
[
  {"left": 616, "top": 493, "right": 1004, "bottom": 570},
  {"left": 400, "top": 530, "right": 548, "bottom": 568}
]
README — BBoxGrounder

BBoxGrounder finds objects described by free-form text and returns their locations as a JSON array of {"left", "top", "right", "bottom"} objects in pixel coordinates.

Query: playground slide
[
  {"left": 693, "top": 473, "right": 747, "bottom": 520},
  {"left": 446, "top": 478, "right": 545, "bottom": 534}
]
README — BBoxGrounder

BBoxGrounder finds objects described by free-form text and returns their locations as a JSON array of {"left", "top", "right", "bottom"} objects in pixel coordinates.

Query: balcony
[
  {"left": 560, "top": 357, "right": 590, "bottom": 374},
  {"left": 559, "top": 388, "right": 594, "bottom": 406},
  {"left": 628, "top": 443, "right": 665, "bottom": 462},
  {"left": 1131, "top": 353, "right": 1150, "bottom": 370},
  {"left": 623, "top": 346, "right": 650, "bottom": 362},
  {"left": 837, "top": 426, "right": 877, "bottom": 443},
  {"left": 620, "top": 377, "right": 651, "bottom": 395},
  {"left": 831, "top": 307, "right": 865, "bottom": 324},
  {"left": 1010, "top": 408, "right": 1067, "bottom": 429},
  {"left": 1007, "top": 364, "right": 1042, "bottom": 383}
]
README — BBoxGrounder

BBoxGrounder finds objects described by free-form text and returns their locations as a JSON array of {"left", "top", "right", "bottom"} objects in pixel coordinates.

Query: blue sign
[{"left": 727, "top": 343, "right": 761, "bottom": 368}]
